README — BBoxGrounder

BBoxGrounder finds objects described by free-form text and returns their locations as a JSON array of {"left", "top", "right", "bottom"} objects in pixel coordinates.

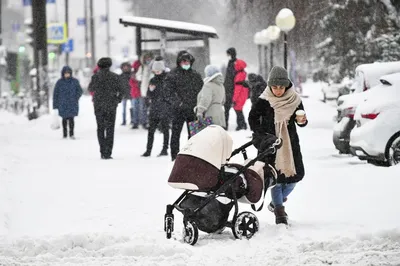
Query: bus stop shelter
[{"left": 119, "top": 16, "right": 218, "bottom": 74}]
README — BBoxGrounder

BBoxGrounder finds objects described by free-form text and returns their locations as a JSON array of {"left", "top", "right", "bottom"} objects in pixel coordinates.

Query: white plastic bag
[{"left": 50, "top": 109, "right": 60, "bottom": 130}]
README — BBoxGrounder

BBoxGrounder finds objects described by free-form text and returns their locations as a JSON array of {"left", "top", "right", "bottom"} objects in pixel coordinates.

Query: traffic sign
[
  {"left": 47, "top": 23, "right": 67, "bottom": 44},
  {"left": 23, "top": 0, "right": 56, "bottom": 6},
  {"left": 12, "top": 23, "right": 21, "bottom": 33},
  {"left": 61, "top": 39, "right": 74, "bottom": 53},
  {"left": 77, "top": 18, "right": 86, "bottom": 26}
]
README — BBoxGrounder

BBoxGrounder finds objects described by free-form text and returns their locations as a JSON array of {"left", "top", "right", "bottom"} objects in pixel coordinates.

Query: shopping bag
[
  {"left": 50, "top": 110, "right": 60, "bottom": 130},
  {"left": 188, "top": 116, "right": 213, "bottom": 137}
]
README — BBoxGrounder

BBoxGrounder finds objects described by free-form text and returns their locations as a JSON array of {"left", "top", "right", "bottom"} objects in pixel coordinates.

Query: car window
[{"left": 380, "top": 79, "right": 392, "bottom": 86}]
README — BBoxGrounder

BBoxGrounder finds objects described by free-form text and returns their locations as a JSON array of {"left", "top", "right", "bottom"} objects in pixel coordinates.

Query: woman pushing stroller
[{"left": 249, "top": 66, "right": 308, "bottom": 225}]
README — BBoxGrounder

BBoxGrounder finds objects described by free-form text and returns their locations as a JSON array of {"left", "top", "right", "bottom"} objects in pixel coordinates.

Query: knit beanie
[
  {"left": 267, "top": 66, "right": 291, "bottom": 88},
  {"left": 152, "top": 60, "right": 166, "bottom": 72},
  {"left": 204, "top": 65, "right": 220, "bottom": 78}
]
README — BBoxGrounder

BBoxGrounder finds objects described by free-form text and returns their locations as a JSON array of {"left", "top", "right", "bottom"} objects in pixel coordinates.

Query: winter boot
[
  {"left": 129, "top": 108, "right": 134, "bottom": 125},
  {"left": 268, "top": 198, "right": 288, "bottom": 212},
  {"left": 235, "top": 110, "right": 247, "bottom": 131},
  {"left": 274, "top": 206, "right": 288, "bottom": 225},
  {"left": 171, "top": 154, "right": 177, "bottom": 162},
  {"left": 142, "top": 150, "right": 151, "bottom": 157},
  {"left": 131, "top": 124, "right": 139, "bottom": 129},
  {"left": 158, "top": 149, "right": 168, "bottom": 157}
]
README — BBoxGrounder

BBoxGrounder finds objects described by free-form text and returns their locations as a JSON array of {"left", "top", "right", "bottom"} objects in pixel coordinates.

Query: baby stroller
[{"left": 164, "top": 125, "right": 281, "bottom": 245}]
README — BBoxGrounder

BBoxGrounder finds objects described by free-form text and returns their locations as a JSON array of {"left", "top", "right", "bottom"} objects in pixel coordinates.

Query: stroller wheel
[
  {"left": 165, "top": 215, "right": 174, "bottom": 239},
  {"left": 182, "top": 220, "right": 199, "bottom": 245},
  {"left": 232, "top": 212, "right": 259, "bottom": 240}
]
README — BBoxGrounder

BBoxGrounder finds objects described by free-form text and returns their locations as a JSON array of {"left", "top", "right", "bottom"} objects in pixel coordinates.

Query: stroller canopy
[{"left": 179, "top": 125, "right": 233, "bottom": 169}]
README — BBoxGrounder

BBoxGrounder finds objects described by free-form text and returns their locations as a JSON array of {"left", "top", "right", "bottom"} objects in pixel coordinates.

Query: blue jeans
[
  {"left": 132, "top": 98, "right": 147, "bottom": 126},
  {"left": 271, "top": 183, "right": 296, "bottom": 207}
]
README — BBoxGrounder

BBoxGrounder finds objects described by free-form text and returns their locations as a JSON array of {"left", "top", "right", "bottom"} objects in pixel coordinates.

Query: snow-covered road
[{"left": 1, "top": 91, "right": 399, "bottom": 265}]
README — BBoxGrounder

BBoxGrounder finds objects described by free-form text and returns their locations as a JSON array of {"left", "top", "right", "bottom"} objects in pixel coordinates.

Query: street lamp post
[
  {"left": 253, "top": 32, "right": 263, "bottom": 75},
  {"left": 276, "top": 8, "right": 296, "bottom": 70},
  {"left": 259, "top": 29, "right": 271, "bottom": 78},
  {"left": 265, "top": 25, "right": 281, "bottom": 72}
]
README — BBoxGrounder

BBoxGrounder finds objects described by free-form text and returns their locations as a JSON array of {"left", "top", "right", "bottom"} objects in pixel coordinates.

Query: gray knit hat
[
  {"left": 152, "top": 60, "right": 166, "bottom": 72},
  {"left": 204, "top": 65, "right": 220, "bottom": 77},
  {"left": 267, "top": 66, "right": 292, "bottom": 88}
]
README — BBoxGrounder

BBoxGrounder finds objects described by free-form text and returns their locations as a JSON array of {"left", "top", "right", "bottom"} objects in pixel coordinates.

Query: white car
[
  {"left": 337, "top": 61, "right": 400, "bottom": 112},
  {"left": 321, "top": 77, "right": 352, "bottom": 103},
  {"left": 350, "top": 73, "right": 400, "bottom": 166},
  {"left": 333, "top": 62, "right": 400, "bottom": 154}
]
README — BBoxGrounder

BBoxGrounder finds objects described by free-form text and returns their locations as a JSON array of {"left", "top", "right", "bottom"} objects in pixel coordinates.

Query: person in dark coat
[
  {"left": 223, "top": 47, "right": 237, "bottom": 130},
  {"left": 53, "top": 66, "right": 83, "bottom": 139},
  {"left": 248, "top": 66, "right": 308, "bottom": 225},
  {"left": 164, "top": 51, "right": 203, "bottom": 161},
  {"left": 88, "top": 57, "right": 124, "bottom": 159},
  {"left": 248, "top": 73, "right": 267, "bottom": 106},
  {"left": 120, "top": 62, "right": 132, "bottom": 126},
  {"left": 142, "top": 59, "right": 170, "bottom": 157}
]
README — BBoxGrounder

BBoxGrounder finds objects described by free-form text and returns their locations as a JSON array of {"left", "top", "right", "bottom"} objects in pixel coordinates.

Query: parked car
[
  {"left": 350, "top": 73, "right": 400, "bottom": 166},
  {"left": 333, "top": 61, "right": 400, "bottom": 154},
  {"left": 321, "top": 77, "right": 352, "bottom": 103}
]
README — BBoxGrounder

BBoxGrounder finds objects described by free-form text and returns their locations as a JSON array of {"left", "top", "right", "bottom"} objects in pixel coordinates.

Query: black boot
[
  {"left": 129, "top": 108, "right": 134, "bottom": 125},
  {"left": 142, "top": 150, "right": 151, "bottom": 157},
  {"left": 158, "top": 149, "right": 168, "bottom": 157},
  {"left": 274, "top": 206, "right": 288, "bottom": 225},
  {"left": 171, "top": 153, "right": 177, "bottom": 162},
  {"left": 235, "top": 110, "right": 247, "bottom": 131}
]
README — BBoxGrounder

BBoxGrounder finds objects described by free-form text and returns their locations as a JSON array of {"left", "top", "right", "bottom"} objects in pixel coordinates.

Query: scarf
[{"left": 260, "top": 87, "right": 301, "bottom": 177}]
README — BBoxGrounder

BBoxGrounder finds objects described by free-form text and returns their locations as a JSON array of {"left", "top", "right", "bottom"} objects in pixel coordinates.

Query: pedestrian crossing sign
[{"left": 47, "top": 23, "right": 67, "bottom": 44}]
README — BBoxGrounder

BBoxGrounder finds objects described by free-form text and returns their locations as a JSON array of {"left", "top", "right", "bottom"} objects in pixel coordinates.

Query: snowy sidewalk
[{"left": 0, "top": 96, "right": 399, "bottom": 266}]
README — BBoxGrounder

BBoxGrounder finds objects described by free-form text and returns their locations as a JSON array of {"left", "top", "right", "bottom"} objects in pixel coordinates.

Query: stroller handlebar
[
  {"left": 228, "top": 140, "right": 253, "bottom": 158},
  {"left": 227, "top": 136, "right": 282, "bottom": 162}
]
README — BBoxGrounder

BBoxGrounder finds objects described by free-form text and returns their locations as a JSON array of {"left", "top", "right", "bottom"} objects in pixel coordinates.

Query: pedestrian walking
[
  {"left": 88, "top": 57, "right": 124, "bottom": 159},
  {"left": 248, "top": 66, "right": 308, "bottom": 225},
  {"left": 52, "top": 66, "right": 83, "bottom": 139}
]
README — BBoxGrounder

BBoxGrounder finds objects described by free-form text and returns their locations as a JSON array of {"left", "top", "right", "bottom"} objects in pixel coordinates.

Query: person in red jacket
[
  {"left": 130, "top": 60, "right": 142, "bottom": 129},
  {"left": 232, "top": 59, "right": 248, "bottom": 130}
]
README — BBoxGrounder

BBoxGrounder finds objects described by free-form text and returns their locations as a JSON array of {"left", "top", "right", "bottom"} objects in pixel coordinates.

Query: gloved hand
[
  {"left": 252, "top": 132, "right": 279, "bottom": 152},
  {"left": 197, "top": 114, "right": 204, "bottom": 123}
]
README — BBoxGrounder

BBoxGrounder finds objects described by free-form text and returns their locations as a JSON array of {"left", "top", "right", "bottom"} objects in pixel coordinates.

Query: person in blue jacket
[{"left": 53, "top": 66, "right": 83, "bottom": 139}]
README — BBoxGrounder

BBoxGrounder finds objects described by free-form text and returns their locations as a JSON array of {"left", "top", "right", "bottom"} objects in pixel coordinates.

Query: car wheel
[{"left": 386, "top": 134, "right": 400, "bottom": 166}]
